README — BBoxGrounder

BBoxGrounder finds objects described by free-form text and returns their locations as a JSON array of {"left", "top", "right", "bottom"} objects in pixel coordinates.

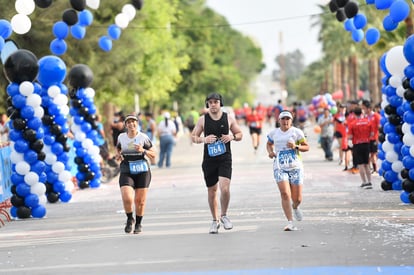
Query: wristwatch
[{"left": 295, "top": 145, "right": 299, "bottom": 150}]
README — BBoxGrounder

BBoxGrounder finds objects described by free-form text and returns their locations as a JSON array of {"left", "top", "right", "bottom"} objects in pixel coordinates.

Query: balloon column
[
  {"left": 311, "top": 93, "right": 338, "bottom": 115},
  {"left": 68, "top": 64, "right": 102, "bottom": 189},
  {"left": 37, "top": 55, "right": 74, "bottom": 203},
  {"left": 4, "top": 49, "right": 47, "bottom": 219}
]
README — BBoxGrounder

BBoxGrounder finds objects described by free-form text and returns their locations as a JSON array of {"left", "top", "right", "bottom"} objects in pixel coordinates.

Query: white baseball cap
[{"left": 279, "top": 111, "right": 293, "bottom": 119}]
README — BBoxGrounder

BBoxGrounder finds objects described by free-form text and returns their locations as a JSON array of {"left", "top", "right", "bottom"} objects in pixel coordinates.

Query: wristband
[{"left": 233, "top": 134, "right": 237, "bottom": 141}]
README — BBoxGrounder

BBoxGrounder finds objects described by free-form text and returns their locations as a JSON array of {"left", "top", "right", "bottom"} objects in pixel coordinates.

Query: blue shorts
[{"left": 273, "top": 168, "right": 303, "bottom": 185}]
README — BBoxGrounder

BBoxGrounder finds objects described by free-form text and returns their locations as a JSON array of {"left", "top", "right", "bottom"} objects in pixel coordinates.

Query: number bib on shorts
[
  {"left": 276, "top": 149, "right": 300, "bottom": 170},
  {"left": 208, "top": 141, "right": 226, "bottom": 157},
  {"left": 129, "top": 159, "right": 149, "bottom": 174}
]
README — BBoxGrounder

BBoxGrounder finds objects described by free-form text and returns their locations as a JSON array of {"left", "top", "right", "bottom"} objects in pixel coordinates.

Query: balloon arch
[{"left": 0, "top": 0, "right": 144, "bottom": 219}]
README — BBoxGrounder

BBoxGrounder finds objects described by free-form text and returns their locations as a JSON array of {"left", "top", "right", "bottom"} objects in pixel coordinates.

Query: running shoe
[
  {"left": 293, "top": 207, "right": 303, "bottom": 221},
  {"left": 209, "top": 220, "right": 220, "bottom": 234},
  {"left": 284, "top": 222, "right": 297, "bottom": 231},
  {"left": 220, "top": 215, "right": 233, "bottom": 230},
  {"left": 133, "top": 224, "right": 142, "bottom": 234},
  {"left": 124, "top": 218, "right": 135, "bottom": 233},
  {"left": 361, "top": 182, "right": 372, "bottom": 189}
]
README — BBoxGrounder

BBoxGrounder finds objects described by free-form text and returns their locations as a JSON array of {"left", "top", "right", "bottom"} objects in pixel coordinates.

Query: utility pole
[{"left": 279, "top": 31, "right": 287, "bottom": 102}]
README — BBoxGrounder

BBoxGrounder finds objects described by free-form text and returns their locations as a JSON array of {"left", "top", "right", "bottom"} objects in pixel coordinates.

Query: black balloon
[
  {"left": 381, "top": 180, "right": 393, "bottom": 191},
  {"left": 13, "top": 118, "right": 26, "bottom": 131},
  {"left": 42, "top": 114, "right": 54, "bottom": 125},
  {"left": 3, "top": 50, "right": 38, "bottom": 84},
  {"left": 384, "top": 104, "right": 396, "bottom": 115},
  {"left": 335, "top": 9, "right": 346, "bottom": 22},
  {"left": 396, "top": 124, "right": 403, "bottom": 135},
  {"left": 62, "top": 9, "right": 78, "bottom": 26},
  {"left": 71, "top": 99, "right": 82, "bottom": 108},
  {"left": 17, "top": 206, "right": 31, "bottom": 219},
  {"left": 23, "top": 129, "right": 37, "bottom": 142},
  {"left": 79, "top": 180, "right": 90, "bottom": 189},
  {"left": 404, "top": 88, "right": 414, "bottom": 102},
  {"left": 11, "top": 194, "right": 25, "bottom": 207},
  {"left": 7, "top": 106, "right": 19, "bottom": 119},
  {"left": 74, "top": 156, "right": 84, "bottom": 165},
  {"left": 378, "top": 133, "right": 385, "bottom": 143},
  {"left": 56, "top": 134, "right": 68, "bottom": 144},
  {"left": 401, "top": 168, "right": 409, "bottom": 179},
  {"left": 37, "top": 151, "right": 46, "bottom": 161},
  {"left": 68, "top": 64, "right": 93, "bottom": 88},
  {"left": 402, "top": 78, "right": 410, "bottom": 89},
  {"left": 79, "top": 163, "right": 89, "bottom": 173},
  {"left": 402, "top": 179, "right": 414, "bottom": 193},
  {"left": 409, "top": 192, "right": 414, "bottom": 204},
  {"left": 50, "top": 124, "right": 62, "bottom": 136},
  {"left": 388, "top": 114, "right": 401, "bottom": 126},
  {"left": 336, "top": 0, "right": 349, "bottom": 8},
  {"left": 70, "top": 0, "right": 86, "bottom": 11},
  {"left": 31, "top": 139, "right": 44, "bottom": 153},
  {"left": 344, "top": 1, "right": 358, "bottom": 19},
  {"left": 131, "top": 0, "right": 143, "bottom": 10},
  {"left": 47, "top": 192, "right": 59, "bottom": 203},
  {"left": 34, "top": 0, "right": 52, "bottom": 8},
  {"left": 328, "top": 0, "right": 338, "bottom": 13}
]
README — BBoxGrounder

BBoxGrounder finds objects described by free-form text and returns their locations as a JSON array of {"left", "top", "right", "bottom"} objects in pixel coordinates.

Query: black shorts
[
  {"left": 369, "top": 140, "right": 378, "bottom": 153},
  {"left": 119, "top": 162, "right": 151, "bottom": 189},
  {"left": 352, "top": 143, "right": 370, "bottom": 166},
  {"left": 334, "top": 131, "right": 343, "bottom": 138},
  {"left": 249, "top": 126, "right": 262, "bottom": 135},
  {"left": 202, "top": 156, "right": 232, "bottom": 187}
]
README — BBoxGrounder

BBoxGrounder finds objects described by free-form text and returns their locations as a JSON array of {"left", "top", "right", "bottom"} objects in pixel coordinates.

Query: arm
[
  {"left": 191, "top": 116, "right": 205, "bottom": 144},
  {"left": 222, "top": 115, "right": 242, "bottom": 143},
  {"left": 266, "top": 141, "right": 275, "bottom": 159}
]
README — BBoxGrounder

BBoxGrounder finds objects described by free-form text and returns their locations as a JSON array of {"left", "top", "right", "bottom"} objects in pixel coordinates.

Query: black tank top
[{"left": 203, "top": 112, "right": 231, "bottom": 160}]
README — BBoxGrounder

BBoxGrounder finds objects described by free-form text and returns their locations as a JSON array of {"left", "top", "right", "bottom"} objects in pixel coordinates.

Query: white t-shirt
[
  {"left": 157, "top": 119, "right": 176, "bottom": 136},
  {"left": 267, "top": 127, "right": 306, "bottom": 170},
  {"left": 117, "top": 132, "right": 152, "bottom": 157}
]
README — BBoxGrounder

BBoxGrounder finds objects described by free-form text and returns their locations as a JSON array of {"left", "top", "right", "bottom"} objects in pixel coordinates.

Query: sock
[
  {"left": 136, "top": 215, "right": 143, "bottom": 225},
  {"left": 372, "top": 163, "right": 377, "bottom": 172},
  {"left": 126, "top": 212, "right": 133, "bottom": 220}
]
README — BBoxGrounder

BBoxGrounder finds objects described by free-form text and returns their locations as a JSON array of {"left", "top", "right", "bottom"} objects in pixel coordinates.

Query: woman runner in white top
[{"left": 266, "top": 110, "right": 309, "bottom": 231}]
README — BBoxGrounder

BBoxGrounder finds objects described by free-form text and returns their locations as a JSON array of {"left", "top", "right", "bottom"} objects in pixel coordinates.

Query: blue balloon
[
  {"left": 393, "top": 142, "right": 403, "bottom": 153},
  {"left": 81, "top": 122, "right": 92, "bottom": 132},
  {"left": 43, "top": 134, "right": 55, "bottom": 145},
  {"left": 47, "top": 171, "right": 58, "bottom": 183},
  {"left": 71, "top": 24, "right": 86, "bottom": 40},
  {"left": 108, "top": 24, "right": 121, "bottom": 40},
  {"left": 383, "top": 122, "right": 395, "bottom": 134},
  {"left": 54, "top": 114, "right": 67, "bottom": 126},
  {"left": 20, "top": 105, "right": 35, "bottom": 119},
  {"left": 381, "top": 160, "right": 392, "bottom": 171},
  {"left": 387, "top": 132, "right": 400, "bottom": 144},
  {"left": 10, "top": 206, "right": 17, "bottom": 218},
  {"left": 50, "top": 38, "right": 67, "bottom": 56},
  {"left": 366, "top": 0, "right": 375, "bottom": 4},
  {"left": 31, "top": 160, "right": 46, "bottom": 175},
  {"left": 392, "top": 180, "right": 402, "bottom": 190},
  {"left": 36, "top": 127, "right": 44, "bottom": 139},
  {"left": 27, "top": 117, "right": 42, "bottom": 130},
  {"left": 351, "top": 29, "right": 364, "bottom": 43},
  {"left": 383, "top": 15, "right": 398, "bottom": 32},
  {"left": 53, "top": 181, "right": 66, "bottom": 193},
  {"left": 389, "top": 0, "right": 410, "bottom": 23},
  {"left": 38, "top": 55, "right": 67, "bottom": 86},
  {"left": 365, "top": 28, "right": 380, "bottom": 46},
  {"left": 384, "top": 170, "right": 398, "bottom": 182},
  {"left": 24, "top": 193, "right": 39, "bottom": 208},
  {"left": 11, "top": 173, "right": 24, "bottom": 185},
  {"left": 353, "top": 14, "right": 367, "bottom": 29},
  {"left": 31, "top": 205, "right": 46, "bottom": 218},
  {"left": 0, "top": 37, "right": 4, "bottom": 52},
  {"left": 57, "top": 152, "right": 69, "bottom": 163},
  {"left": 51, "top": 142, "right": 64, "bottom": 155},
  {"left": 12, "top": 94, "right": 26, "bottom": 108},
  {"left": 90, "top": 179, "right": 100, "bottom": 188},
  {"left": 16, "top": 183, "right": 31, "bottom": 197},
  {"left": 378, "top": 150, "right": 385, "bottom": 160},
  {"left": 52, "top": 21, "right": 69, "bottom": 39},
  {"left": 98, "top": 36, "right": 112, "bottom": 52},
  {"left": 74, "top": 115, "right": 84, "bottom": 124},
  {"left": 7, "top": 82, "right": 19, "bottom": 96},
  {"left": 14, "top": 139, "right": 29, "bottom": 153},
  {"left": 400, "top": 191, "right": 410, "bottom": 202},
  {"left": 403, "top": 110, "right": 414, "bottom": 124},
  {"left": 388, "top": 95, "right": 403, "bottom": 107},
  {"left": 403, "top": 155, "right": 414, "bottom": 169},
  {"left": 0, "top": 19, "right": 12, "bottom": 39},
  {"left": 401, "top": 145, "right": 411, "bottom": 156},
  {"left": 78, "top": 10, "right": 93, "bottom": 26},
  {"left": 39, "top": 172, "right": 47, "bottom": 183},
  {"left": 9, "top": 129, "right": 22, "bottom": 141},
  {"left": 375, "top": 0, "right": 394, "bottom": 10},
  {"left": 403, "top": 35, "right": 414, "bottom": 65},
  {"left": 60, "top": 191, "right": 72, "bottom": 202},
  {"left": 24, "top": 149, "right": 38, "bottom": 164}
]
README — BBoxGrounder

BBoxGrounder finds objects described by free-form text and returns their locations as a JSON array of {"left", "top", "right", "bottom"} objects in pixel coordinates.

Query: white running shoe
[
  {"left": 293, "top": 207, "right": 303, "bottom": 221},
  {"left": 220, "top": 215, "right": 233, "bottom": 230},
  {"left": 284, "top": 222, "right": 297, "bottom": 231},
  {"left": 209, "top": 220, "right": 220, "bottom": 234}
]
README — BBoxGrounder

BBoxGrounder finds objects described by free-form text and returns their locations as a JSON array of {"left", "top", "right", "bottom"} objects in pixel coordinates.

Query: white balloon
[
  {"left": 403, "top": 133, "right": 414, "bottom": 146},
  {"left": 33, "top": 106, "right": 44, "bottom": 118},
  {"left": 75, "top": 131, "right": 86, "bottom": 141},
  {"left": 60, "top": 105, "right": 70, "bottom": 116},
  {"left": 122, "top": 4, "right": 136, "bottom": 21},
  {"left": 396, "top": 85, "right": 405, "bottom": 97},
  {"left": 88, "top": 145, "right": 100, "bottom": 156},
  {"left": 86, "top": 0, "right": 100, "bottom": 10},
  {"left": 24, "top": 171, "right": 39, "bottom": 186},
  {"left": 82, "top": 139, "right": 94, "bottom": 149},
  {"left": 64, "top": 180, "right": 74, "bottom": 192},
  {"left": 38, "top": 194, "right": 47, "bottom": 206},
  {"left": 47, "top": 85, "right": 60, "bottom": 98},
  {"left": 19, "top": 81, "right": 34, "bottom": 96},
  {"left": 44, "top": 153, "right": 57, "bottom": 165},
  {"left": 71, "top": 122, "right": 81, "bottom": 132},
  {"left": 52, "top": 161, "right": 65, "bottom": 174},
  {"left": 31, "top": 182, "right": 46, "bottom": 195},
  {"left": 53, "top": 93, "right": 68, "bottom": 106},
  {"left": 385, "top": 45, "right": 409, "bottom": 77},
  {"left": 391, "top": 160, "right": 403, "bottom": 173},
  {"left": 43, "top": 144, "right": 52, "bottom": 154},
  {"left": 16, "top": 161, "right": 30, "bottom": 175},
  {"left": 10, "top": 151, "right": 24, "bottom": 164},
  {"left": 382, "top": 140, "right": 393, "bottom": 152},
  {"left": 410, "top": 145, "right": 414, "bottom": 157},
  {"left": 402, "top": 123, "right": 411, "bottom": 134},
  {"left": 59, "top": 171, "right": 72, "bottom": 182},
  {"left": 11, "top": 14, "right": 31, "bottom": 34},
  {"left": 15, "top": 0, "right": 35, "bottom": 15},
  {"left": 115, "top": 13, "right": 129, "bottom": 29},
  {"left": 26, "top": 93, "right": 42, "bottom": 107},
  {"left": 85, "top": 87, "right": 95, "bottom": 98},
  {"left": 389, "top": 75, "right": 402, "bottom": 88},
  {"left": 385, "top": 151, "right": 399, "bottom": 162}
]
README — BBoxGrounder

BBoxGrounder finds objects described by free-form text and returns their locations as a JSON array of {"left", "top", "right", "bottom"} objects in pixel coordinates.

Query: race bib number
[
  {"left": 250, "top": 122, "right": 257, "bottom": 127},
  {"left": 276, "top": 149, "right": 300, "bottom": 170},
  {"left": 208, "top": 141, "right": 226, "bottom": 157},
  {"left": 129, "top": 160, "right": 148, "bottom": 174}
]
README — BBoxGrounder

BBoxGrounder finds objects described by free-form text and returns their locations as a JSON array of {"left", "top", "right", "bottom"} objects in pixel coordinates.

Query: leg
[
  {"left": 134, "top": 188, "right": 148, "bottom": 217},
  {"left": 291, "top": 184, "right": 303, "bottom": 209},
  {"left": 165, "top": 137, "right": 174, "bottom": 167},
  {"left": 207, "top": 184, "right": 219, "bottom": 221},
  {"left": 158, "top": 137, "right": 166, "bottom": 167},
  {"left": 218, "top": 176, "right": 231, "bottom": 216},
  {"left": 251, "top": 133, "right": 258, "bottom": 150},
  {"left": 277, "top": 180, "right": 293, "bottom": 221},
  {"left": 120, "top": 186, "right": 134, "bottom": 214}
]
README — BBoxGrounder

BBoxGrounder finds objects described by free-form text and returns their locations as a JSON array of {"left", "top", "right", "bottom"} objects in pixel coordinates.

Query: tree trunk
[
  {"left": 369, "top": 58, "right": 380, "bottom": 104},
  {"left": 341, "top": 59, "right": 348, "bottom": 102},
  {"left": 349, "top": 55, "right": 358, "bottom": 100}
]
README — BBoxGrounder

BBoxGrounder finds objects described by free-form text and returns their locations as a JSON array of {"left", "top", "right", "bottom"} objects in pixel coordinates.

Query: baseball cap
[
  {"left": 279, "top": 111, "right": 293, "bottom": 119},
  {"left": 124, "top": 114, "right": 138, "bottom": 124},
  {"left": 206, "top": 92, "right": 221, "bottom": 101}
]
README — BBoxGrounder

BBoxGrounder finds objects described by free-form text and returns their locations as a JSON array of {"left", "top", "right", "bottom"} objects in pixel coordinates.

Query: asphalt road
[{"left": 0, "top": 122, "right": 413, "bottom": 275}]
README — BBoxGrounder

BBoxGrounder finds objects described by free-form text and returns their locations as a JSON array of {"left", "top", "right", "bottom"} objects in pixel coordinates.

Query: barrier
[{"left": 0, "top": 145, "right": 12, "bottom": 226}]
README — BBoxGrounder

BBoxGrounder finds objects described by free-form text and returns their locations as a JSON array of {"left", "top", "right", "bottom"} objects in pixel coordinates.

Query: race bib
[
  {"left": 250, "top": 122, "right": 257, "bottom": 127},
  {"left": 208, "top": 141, "right": 226, "bottom": 157},
  {"left": 129, "top": 160, "right": 149, "bottom": 174},
  {"left": 276, "top": 149, "right": 300, "bottom": 170}
]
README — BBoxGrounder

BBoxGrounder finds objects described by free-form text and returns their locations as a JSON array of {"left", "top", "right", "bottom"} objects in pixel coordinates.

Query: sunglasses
[{"left": 280, "top": 117, "right": 291, "bottom": 120}]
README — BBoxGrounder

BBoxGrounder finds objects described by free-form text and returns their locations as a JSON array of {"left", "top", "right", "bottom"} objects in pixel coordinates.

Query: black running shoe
[
  {"left": 133, "top": 224, "right": 142, "bottom": 234},
  {"left": 125, "top": 218, "right": 135, "bottom": 233}
]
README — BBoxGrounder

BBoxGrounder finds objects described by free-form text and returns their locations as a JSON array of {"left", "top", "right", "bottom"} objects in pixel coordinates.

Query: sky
[{"left": 206, "top": 0, "right": 329, "bottom": 75}]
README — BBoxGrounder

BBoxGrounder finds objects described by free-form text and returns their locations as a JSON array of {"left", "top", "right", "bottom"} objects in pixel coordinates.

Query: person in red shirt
[
  {"left": 345, "top": 101, "right": 358, "bottom": 173},
  {"left": 333, "top": 104, "right": 347, "bottom": 167},
  {"left": 362, "top": 100, "right": 381, "bottom": 174},
  {"left": 348, "top": 106, "right": 374, "bottom": 189},
  {"left": 246, "top": 107, "right": 264, "bottom": 152}
]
